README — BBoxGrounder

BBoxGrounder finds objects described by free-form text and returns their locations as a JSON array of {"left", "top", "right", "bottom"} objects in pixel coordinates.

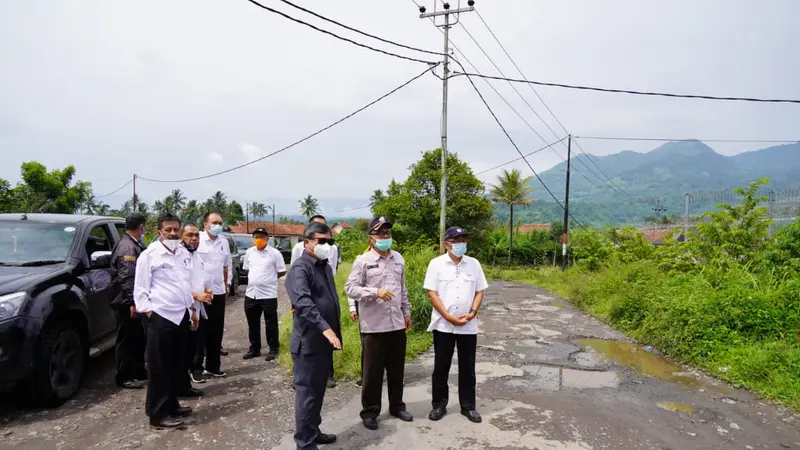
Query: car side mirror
[{"left": 91, "top": 251, "right": 112, "bottom": 269}]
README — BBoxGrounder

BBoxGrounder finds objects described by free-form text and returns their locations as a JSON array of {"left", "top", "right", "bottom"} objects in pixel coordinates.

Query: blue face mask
[
  {"left": 374, "top": 238, "right": 393, "bottom": 252},
  {"left": 209, "top": 224, "right": 224, "bottom": 236},
  {"left": 450, "top": 242, "right": 467, "bottom": 257}
]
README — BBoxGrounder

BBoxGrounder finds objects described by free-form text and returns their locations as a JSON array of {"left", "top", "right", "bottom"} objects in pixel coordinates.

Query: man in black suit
[{"left": 285, "top": 222, "right": 343, "bottom": 450}]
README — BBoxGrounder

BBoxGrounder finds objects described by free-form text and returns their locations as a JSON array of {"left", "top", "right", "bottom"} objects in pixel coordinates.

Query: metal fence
[{"left": 684, "top": 188, "right": 800, "bottom": 236}]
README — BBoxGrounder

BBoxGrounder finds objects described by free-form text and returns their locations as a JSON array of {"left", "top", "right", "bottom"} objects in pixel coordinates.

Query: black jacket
[
  {"left": 109, "top": 233, "right": 146, "bottom": 308},
  {"left": 286, "top": 252, "right": 342, "bottom": 355}
]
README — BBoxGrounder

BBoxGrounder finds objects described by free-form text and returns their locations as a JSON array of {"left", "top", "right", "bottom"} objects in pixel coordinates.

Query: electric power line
[
  {"left": 139, "top": 64, "right": 438, "bottom": 183},
  {"left": 475, "top": 136, "right": 566, "bottom": 176},
  {"left": 244, "top": 0, "right": 438, "bottom": 65},
  {"left": 574, "top": 135, "right": 800, "bottom": 144},
  {"left": 95, "top": 179, "right": 133, "bottom": 198},
  {"left": 460, "top": 72, "right": 588, "bottom": 230},
  {"left": 276, "top": 0, "right": 444, "bottom": 58},
  {"left": 449, "top": 72, "right": 800, "bottom": 104}
]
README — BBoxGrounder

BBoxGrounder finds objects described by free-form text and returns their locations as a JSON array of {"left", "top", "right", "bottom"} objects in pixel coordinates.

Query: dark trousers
[
  {"left": 360, "top": 330, "right": 407, "bottom": 419},
  {"left": 431, "top": 330, "right": 477, "bottom": 411},
  {"left": 182, "top": 324, "right": 199, "bottom": 391},
  {"left": 194, "top": 294, "right": 226, "bottom": 372},
  {"left": 244, "top": 296, "right": 279, "bottom": 354},
  {"left": 293, "top": 349, "right": 333, "bottom": 450},
  {"left": 113, "top": 306, "right": 147, "bottom": 386},
  {"left": 145, "top": 312, "right": 189, "bottom": 420}
]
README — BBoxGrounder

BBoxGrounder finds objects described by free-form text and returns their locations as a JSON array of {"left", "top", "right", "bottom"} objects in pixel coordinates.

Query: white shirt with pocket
[
  {"left": 244, "top": 246, "right": 286, "bottom": 299},
  {"left": 197, "top": 231, "right": 232, "bottom": 296},
  {"left": 423, "top": 254, "right": 489, "bottom": 335}
]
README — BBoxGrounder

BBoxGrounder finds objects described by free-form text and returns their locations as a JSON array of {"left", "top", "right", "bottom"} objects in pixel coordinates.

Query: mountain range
[{"left": 504, "top": 140, "right": 800, "bottom": 226}]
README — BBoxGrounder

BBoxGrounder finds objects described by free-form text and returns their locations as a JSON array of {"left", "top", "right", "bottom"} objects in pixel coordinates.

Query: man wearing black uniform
[
  {"left": 286, "top": 222, "right": 342, "bottom": 449},
  {"left": 109, "top": 212, "right": 148, "bottom": 389}
]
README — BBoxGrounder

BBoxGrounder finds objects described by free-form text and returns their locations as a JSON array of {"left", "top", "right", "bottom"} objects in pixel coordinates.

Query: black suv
[
  {"left": 0, "top": 213, "right": 126, "bottom": 405},
  {"left": 223, "top": 233, "right": 292, "bottom": 284}
]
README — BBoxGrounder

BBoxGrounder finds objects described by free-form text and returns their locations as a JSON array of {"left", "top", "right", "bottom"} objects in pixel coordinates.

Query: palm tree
[
  {"left": 152, "top": 200, "right": 169, "bottom": 216},
  {"left": 82, "top": 194, "right": 99, "bottom": 214},
  {"left": 250, "top": 202, "right": 267, "bottom": 219},
  {"left": 369, "top": 189, "right": 385, "bottom": 207},
  {"left": 489, "top": 169, "right": 534, "bottom": 265},
  {"left": 209, "top": 191, "right": 227, "bottom": 213},
  {"left": 165, "top": 189, "right": 186, "bottom": 213},
  {"left": 182, "top": 200, "right": 201, "bottom": 224},
  {"left": 298, "top": 194, "right": 319, "bottom": 219},
  {"left": 97, "top": 203, "right": 111, "bottom": 216}
]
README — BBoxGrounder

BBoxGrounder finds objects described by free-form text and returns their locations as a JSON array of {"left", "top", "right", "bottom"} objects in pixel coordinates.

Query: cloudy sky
[{"left": 1, "top": 0, "right": 798, "bottom": 217}]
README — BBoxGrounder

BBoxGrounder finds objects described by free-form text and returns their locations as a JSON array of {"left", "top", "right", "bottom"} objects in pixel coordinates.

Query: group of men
[
  {"left": 109, "top": 211, "right": 234, "bottom": 429},
  {"left": 286, "top": 216, "right": 488, "bottom": 450}
]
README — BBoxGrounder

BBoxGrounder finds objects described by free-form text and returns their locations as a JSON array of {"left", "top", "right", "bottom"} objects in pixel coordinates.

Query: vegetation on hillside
[{"left": 495, "top": 179, "right": 800, "bottom": 408}]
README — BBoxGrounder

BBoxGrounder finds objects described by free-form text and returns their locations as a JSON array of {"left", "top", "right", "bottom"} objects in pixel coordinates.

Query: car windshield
[
  {"left": 231, "top": 236, "right": 254, "bottom": 251},
  {"left": 0, "top": 221, "right": 76, "bottom": 265}
]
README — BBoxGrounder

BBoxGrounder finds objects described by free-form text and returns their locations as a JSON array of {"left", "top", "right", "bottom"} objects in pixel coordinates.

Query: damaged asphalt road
[{"left": 3, "top": 281, "right": 800, "bottom": 449}]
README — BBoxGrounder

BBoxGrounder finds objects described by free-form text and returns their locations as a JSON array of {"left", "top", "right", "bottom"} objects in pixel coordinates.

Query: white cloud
[
  {"left": 206, "top": 151, "right": 223, "bottom": 162},
  {"left": 240, "top": 142, "right": 263, "bottom": 159}
]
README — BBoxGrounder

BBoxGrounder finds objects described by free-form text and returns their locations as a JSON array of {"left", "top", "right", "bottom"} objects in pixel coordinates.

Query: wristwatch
[{"left": 469, "top": 308, "right": 478, "bottom": 316}]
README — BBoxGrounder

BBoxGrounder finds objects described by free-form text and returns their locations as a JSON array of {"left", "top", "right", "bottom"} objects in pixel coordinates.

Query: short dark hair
[
  {"left": 304, "top": 222, "right": 331, "bottom": 239},
  {"left": 158, "top": 213, "right": 182, "bottom": 230},
  {"left": 125, "top": 212, "right": 146, "bottom": 231},
  {"left": 309, "top": 214, "right": 326, "bottom": 224},
  {"left": 181, "top": 222, "right": 198, "bottom": 233},
  {"left": 203, "top": 211, "right": 223, "bottom": 223}
]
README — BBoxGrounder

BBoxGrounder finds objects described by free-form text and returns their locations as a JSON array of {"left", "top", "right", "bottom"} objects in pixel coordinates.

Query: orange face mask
[{"left": 254, "top": 237, "right": 267, "bottom": 249}]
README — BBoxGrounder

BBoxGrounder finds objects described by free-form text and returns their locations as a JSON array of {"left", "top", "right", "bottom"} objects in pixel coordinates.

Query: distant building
[
  {"left": 228, "top": 221, "right": 305, "bottom": 246},
  {"left": 635, "top": 228, "right": 686, "bottom": 245},
  {"left": 518, "top": 223, "right": 552, "bottom": 234},
  {"left": 331, "top": 221, "right": 353, "bottom": 235}
]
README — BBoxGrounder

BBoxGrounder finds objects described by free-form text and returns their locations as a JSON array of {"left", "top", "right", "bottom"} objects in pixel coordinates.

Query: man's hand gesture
[
  {"left": 377, "top": 288, "right": 395, "bottom": 302},
  {"left": 350, "top": 312, "right": 359, "bottom": 322},
  {"left": 322, "top": 329, "right": 341, "bottom": 349}
]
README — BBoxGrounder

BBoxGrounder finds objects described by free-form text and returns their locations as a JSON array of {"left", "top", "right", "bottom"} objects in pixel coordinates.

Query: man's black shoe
[
  {"left": 391, "top": 410, "right": 413, "bottom": 422},
  {"left": 326, "top": 377, "right": 336, "bottom": 388},
  {"left": 362, "top": 417, "right": 378, "bottom": 430},
  {"left": 204, "top": 369, "right": 226, "bottom": 378},
  {"left": 242, "top": 351, "right": 261, "bottom": 360},
  {"left": 428, "top": 407, "right": 447, "bottom": 421},
  {"left": 315, "top": 432, "right": 337, "bottom": 444},
  {"left": 264, "top": 352, "right": 277, "bottom": 362},
  {"left": 461, "top": 409, "right": 482, "bottom": 423},
  {"left": 355, "top": 379, "right": 362, "bottom": 387},
  {"left": 178, "top": 388, "right": 204, "bottom": 398},
  {"left": 119, "top": 380, "right": 147, "bottom": 389},
  {"left": 190, "top": 370, "right": 206, "bottom": 384},
  {"left": 171, "top": 406, "right": 193, "bottom": 417},
  {"left": 220, "top": 347, "right": 229, "bottom": 356},
  {"left": 149, "top": 417, "right": 185, "bottom": 430}
]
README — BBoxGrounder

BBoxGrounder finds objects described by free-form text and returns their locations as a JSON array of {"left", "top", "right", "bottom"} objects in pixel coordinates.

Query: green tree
[
  {"left": 278, "top": 216, "right": 302, "bottom": 225},
  {"left": 299, "top": 194, "right": 319, "bottom": 219},
  {"left": 488, "top": 169, "right": 534, "bottom": 264},
  {"left": 250, "top": 202, "right": 267, "bottom": 219},
  {"left": 165, "top": 189, "right": 186, "bottom": 213},
  {"left": 152, "top": 200, "right": 169, "bottom": 216},
  {"left": 369, "top": 189, "right": 385, "bottom": 207},
  {"left": 81, "top": 193, "right": 100, "bottom": 215},
  {"left": 96, "top": 203, "right": 111, "bottom": 216},
  {"left": 0, "top": 178, "right": 14, "bottom": 212},
  {"left": 9, "top": 162, "right": 91, "bottom": 213},
  {"left": 371, "top": 148, "right": 493, "bottom": 250},
  {"left": 227, "top": 200, "right": 245, "bottom": 224},
  {"left": 182, "top": 200, "right": 202, "bottom": 224}
]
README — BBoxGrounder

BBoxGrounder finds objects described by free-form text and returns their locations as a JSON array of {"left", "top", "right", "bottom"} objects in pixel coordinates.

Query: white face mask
[
  {"left": 313, "top": 243, "right": 331, "bottom": 260},
  {"left": 162, "top": 239, "right": 181, "bottom": 252}
]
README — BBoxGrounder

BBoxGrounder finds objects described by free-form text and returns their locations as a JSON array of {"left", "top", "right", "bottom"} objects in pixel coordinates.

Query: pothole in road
[
  {"left": 657, "top": 401, "right": 697, "bottom": 413},
  {"left": 576, "top": 339, "right": 702, "bottom": 386},
  {"left": 509, "top": 365, "right": 620, "bottom": 391}
]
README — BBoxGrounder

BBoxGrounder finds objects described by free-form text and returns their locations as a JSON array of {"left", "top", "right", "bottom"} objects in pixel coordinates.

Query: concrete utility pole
[
  {"left": 561, "top": 135, "right": 572, "bottom": 271},
  {"left": 132, "top": 174, "right": 137, "bottom": 211},
  {"left": 418, "top": 1, "right": 475, "bottom": 253},
  {"left": 684, "top": 193, "right": 691, "bottom": 237}
]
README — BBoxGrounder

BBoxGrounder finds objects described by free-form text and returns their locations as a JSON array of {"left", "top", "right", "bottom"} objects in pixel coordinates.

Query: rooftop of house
[
  {"left": 228, "top": 221, "right": 305, "bottom": 236},
  {"left": 519, "top": 223, "right": 552, "bottom": 233}
]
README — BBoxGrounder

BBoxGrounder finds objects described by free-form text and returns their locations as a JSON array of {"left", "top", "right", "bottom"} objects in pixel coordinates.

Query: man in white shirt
[
  {"left": 423, "top": 226, "right": 488, "bottom": 425},
  {"left": 134, "top": 213, "right": 205, "bottom": 430},
  {"left": 242, "top": 227, "right": 287, "bottom": 361},
  {"left": 192, "top": 211, "right": 233, "bottom": 382}
]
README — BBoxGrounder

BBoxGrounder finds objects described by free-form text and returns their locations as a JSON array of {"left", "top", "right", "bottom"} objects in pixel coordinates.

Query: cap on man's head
[
  {"left": 252, "top": 227, "right": 269, "bottom": 236},
  {"left": 369, "top": 216, "right": 393, "bottom": 233},
  {"left": 444, "top": 226, "right": 469, "bottom": 240}
]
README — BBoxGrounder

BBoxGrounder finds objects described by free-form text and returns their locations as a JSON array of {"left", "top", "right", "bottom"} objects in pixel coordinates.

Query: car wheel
[{"left": 31, "top": 322, "right": 85, "bottom": 406}]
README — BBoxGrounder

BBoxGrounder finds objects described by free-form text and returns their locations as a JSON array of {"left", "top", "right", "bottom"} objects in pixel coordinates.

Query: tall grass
[{"left": 278, "top": 247, "right": 437, "bottom": 380}]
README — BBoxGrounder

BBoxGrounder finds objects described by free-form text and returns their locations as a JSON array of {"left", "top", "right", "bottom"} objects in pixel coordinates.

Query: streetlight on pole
[{"left": 418, "top": 1, "right": 476, "bottom": 253}]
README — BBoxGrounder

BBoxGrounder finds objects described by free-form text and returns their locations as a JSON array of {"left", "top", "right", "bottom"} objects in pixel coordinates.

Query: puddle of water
[
  {"left": 573, "top": 351, "right": 601, "bottom": 367},
  {"left": 517, "top": 365, "right": 620, "bottom": 390},
  {"left": 657, "top": 402, "right": 696, "bottom": 413},
  {"left": 577, "top": 339, "right": 701, "bottom": 386}
]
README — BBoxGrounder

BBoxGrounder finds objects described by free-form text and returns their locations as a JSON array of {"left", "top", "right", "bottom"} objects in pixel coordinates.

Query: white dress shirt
[
  {"left": 187, "top": 250, "right": 208, "bottom": 319},
  {"left": 133, "top": 242, "right": 205, "bottom": 326},
  {"left": 198, "top": 231, "right": 232, "bottom": 296},
  {"left": 290, "top": 240, "right": 338, "bottom": 275},
  {"left": 243, "top": 245, "right": 286, "bottom": 299},
  {"left": 423, "top": 254, "right": 489, "bottom": 335}
]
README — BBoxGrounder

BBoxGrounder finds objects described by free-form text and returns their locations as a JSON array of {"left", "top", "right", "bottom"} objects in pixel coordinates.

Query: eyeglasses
[
  {"left": 312, "top": 238, "right": 336, "bottom": 245},
  {"left": 370, "top": 231, "right": 392, "bottom": 238}
]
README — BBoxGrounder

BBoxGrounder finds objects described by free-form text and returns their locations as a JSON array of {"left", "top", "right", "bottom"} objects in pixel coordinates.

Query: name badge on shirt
[
  {"left": 183, "top": 258, "right": 192, "bottom": 269},
  {"left": 365, "top": 264, "right": 379, "bottom": 270}
]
